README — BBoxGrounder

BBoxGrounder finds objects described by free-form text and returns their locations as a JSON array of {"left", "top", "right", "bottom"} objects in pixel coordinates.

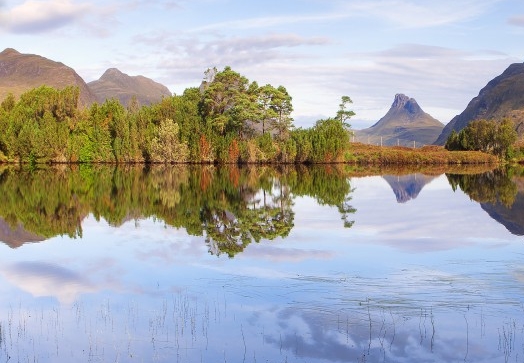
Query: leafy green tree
[
  {"left": 291, "top": 128, "right": 313, "bottom": 163},
  {"left": 76, "top": 102, "right": 114, "bottom": 162},
  {"left": 310, "top": 118, "right": 350, "bottom": 162},
  {"left": 200, "top": 66, "right": 253, "bottom": 136},
  {"left": 272, "top": 86, "right": 294, "bottom": 140},
  {"left": 256, "top": 84, "right": 279, "bottom": 135},
  {"left": 336, "top": 95, "right": 355, "bottom": 127},
  {"left": 150, "top": 118, "right": 189, "bottom": 163},
  {"left": 1, "top": 93, "right": 16, "bottom": 112},
  {"left": 493, "top": 118, "right": 518, "bottom": 158},
  {"left": 445, "top": 118, "right": 517, "bottom": 159},
  {"left": 171, "top": 88, "right": 204, "bottom": 162}
]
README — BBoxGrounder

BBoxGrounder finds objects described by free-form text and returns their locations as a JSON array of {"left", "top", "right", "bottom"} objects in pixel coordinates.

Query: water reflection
[
  {"left": 0, "top": 165, "right": 356, "bottom": 255},
  {"left": 1, "top": 164, "right": 524, "bottom": 362},
  {"left": 2, "top": 164, "right": 524, "bottom": 251},
  {"left": 447, "top": 167, "right": 524, "bottom": 236},
  {"left": 383, "top": 173, "right": 438, "bottom": 203},
  {"left": 0, "top": 216, "right": 44, "bottom": 248}
]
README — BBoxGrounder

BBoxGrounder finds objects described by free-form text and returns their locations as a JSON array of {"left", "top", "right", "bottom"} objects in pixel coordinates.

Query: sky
[{"left": 1, "top": 0, "right": 524, "bottom": 129}]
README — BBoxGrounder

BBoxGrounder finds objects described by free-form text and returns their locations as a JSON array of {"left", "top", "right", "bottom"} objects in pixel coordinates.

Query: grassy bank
[{"left": 346, "top": 143, "right": 498, "bottom": 165}]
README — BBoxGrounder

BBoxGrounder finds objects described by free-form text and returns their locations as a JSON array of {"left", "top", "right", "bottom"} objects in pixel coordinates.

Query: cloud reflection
[
  {"left": 1, "top": 261, "right": 96, "bottom": 304},
  {"left": 257, "top": 304, "right": 492, "bottom": 363}
]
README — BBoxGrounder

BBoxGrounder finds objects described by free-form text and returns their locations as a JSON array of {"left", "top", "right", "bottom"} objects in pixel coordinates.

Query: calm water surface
[{"left": 0, "top": 165, "right": 523, "bottom": 363}]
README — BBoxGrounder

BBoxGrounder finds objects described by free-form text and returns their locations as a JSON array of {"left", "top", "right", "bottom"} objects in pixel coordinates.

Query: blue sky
[{"left": 1, "top": 0, "right": 523, "bottom": 129}]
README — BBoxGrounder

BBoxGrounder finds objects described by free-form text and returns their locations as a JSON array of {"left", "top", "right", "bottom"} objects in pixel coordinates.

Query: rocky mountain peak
[
  {"left": 101, "top": 67, "right": 125, "bottom": 79},
  {"left": 88, "top": 67, "right": 172, "bottom": 106},
  {"left": 353, "top": 93, "right": 444, "bottom": 147},
  {"left": 392, "top": 93, "right": 410, "bottom": 108},
  {"left": 391, "top": 93, "right": 422, "bottom": 115}
]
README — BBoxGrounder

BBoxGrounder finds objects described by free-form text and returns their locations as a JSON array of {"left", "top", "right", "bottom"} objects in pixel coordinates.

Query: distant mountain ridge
[
  {"left": 0, "top": 48, "right": 171, "bottom": 107},
  {"left": 435, "top": 62, "right": 524, "bottom": 145},
  {"left": 354, "top": 94, "right": 444, "bottom": 147},
  {"left": 88, "top": 68, "right": 172, "bottom": 106},
  {"left": 0, "top": 48, "right": 97, "bottom": 105}
]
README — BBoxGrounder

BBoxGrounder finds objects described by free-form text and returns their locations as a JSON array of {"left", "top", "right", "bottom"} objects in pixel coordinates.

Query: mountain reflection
[
  {"left": 0, "top": 165, "right": 356, "bottom": 255},
  {"left": 447, "top": 167, "right": 524, "bottom": 236},
  {"left": 382, "top": 173, "right": 437, "bottom": 203}
]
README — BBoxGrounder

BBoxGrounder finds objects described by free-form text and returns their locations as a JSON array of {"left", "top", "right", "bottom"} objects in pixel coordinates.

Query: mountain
[
  {"left": 383, "top": 173, "right": 437, "bottom": 203},
  {"left": 354, "top": 94, "right": 444, "bottom": 147},
  {"left": 435, "top": 62, "right": 524, "bottom": 145},
  {"left": 88, "top": 68, "right": 172, "bottom": 106},
  {"left": 0, "top": 217, "right": 44, "bottom": 249},
  {"left": 0, "top": 48, "right": 97, "bottom": 106}
]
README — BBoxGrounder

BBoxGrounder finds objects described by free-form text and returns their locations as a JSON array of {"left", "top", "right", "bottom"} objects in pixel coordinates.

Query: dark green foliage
[
  {"left": 310, "top": 118, "right": 351, "bottom": 163},
  {"left": 445, "top": 118, "right": 517, "bottom": 159}
]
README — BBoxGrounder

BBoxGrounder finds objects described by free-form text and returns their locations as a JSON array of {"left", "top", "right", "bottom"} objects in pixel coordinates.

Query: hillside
[
  {"left": 88, "top": 68, "right": 172, "bottom": 106},
  {"left": 354, "top": 94, "right": 444, "bottom": 147},
  {"left": 435, "top": 62, "right": 524, "bottom": 145},
  {"left": 0, "top": 48, "right": 97, "bottom": 106}
]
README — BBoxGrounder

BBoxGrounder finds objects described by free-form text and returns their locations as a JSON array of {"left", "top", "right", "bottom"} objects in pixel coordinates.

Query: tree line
[
  {"left": 445, "top": 118, "right": 518, "bottom": 159},
  {"left": 0, "top": 66, "right": 352, "bottom": 164}
]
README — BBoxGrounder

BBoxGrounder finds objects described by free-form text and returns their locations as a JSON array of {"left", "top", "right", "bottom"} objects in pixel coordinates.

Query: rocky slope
[
  {"left": 354, "top": 94, "right": 444, "bottom": 147},
  {"left": 435, "top": 62, "right": 524, "bottom": 145},
  {"left": 88, "top": 68, "right": 172, "bottom": 106},
  {"left": 0, "top": 48, "right": 97, "bottom": 106}
]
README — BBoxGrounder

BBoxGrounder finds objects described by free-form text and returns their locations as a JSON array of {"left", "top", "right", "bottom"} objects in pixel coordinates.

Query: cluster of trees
[
  {"left": 0, "top": 164, "right": 356, "bottom": 256},
  {"left": 445, "top": 118, "right": 517, "bottom": 159},
  {"left": 0, "top": 66, "right": 353, "bottom": 164}
]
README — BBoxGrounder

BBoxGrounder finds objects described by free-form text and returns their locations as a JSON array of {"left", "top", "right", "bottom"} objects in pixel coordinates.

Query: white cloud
[
  {"left": 0, "top": 261, "right": 96, "bottom": 304},
  {"left": 2, "top": 0, "right": 91, "bottom": 33}
]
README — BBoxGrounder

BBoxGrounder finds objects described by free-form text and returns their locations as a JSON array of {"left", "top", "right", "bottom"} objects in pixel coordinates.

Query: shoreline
[{"left": 0, "top": 143, "right": 500, "bottom": 166}]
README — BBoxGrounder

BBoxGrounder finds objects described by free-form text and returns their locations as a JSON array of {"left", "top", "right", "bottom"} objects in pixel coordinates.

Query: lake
[{"left": 0, "top": 164, "right": 523, "bottom": 363}]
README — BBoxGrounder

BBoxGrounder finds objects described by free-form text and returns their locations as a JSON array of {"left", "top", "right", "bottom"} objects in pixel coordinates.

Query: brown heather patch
[{"left": 347, "top": 142, "right": 498, "bottom": 166}]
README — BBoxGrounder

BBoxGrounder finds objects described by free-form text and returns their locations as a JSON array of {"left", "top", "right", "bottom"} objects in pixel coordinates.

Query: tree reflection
[
  {"left": 286, "top": 165, "right": 356, "bottom": 228},
  {"left": 446, "top": 168, "right": 517, "bottom": 207},
  {"left": 446, "top": 167, "right": 524, "bottom": 236},
  {"left": 0, "top": 164, "right": 356, "bottom": 255}
]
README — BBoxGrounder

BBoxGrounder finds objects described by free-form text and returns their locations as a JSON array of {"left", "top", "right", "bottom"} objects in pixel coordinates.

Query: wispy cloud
[
  {"left": 1, "top": 0, "right": 91, "bottom": 33},
  {"left": 508, "top": 15, "right": 524, "bottom": 27},
  {"left": 347, "top": 0, "right": 502, "bottom": 28},
  {"left": 0, "top": 0, "right": 183, "bottom": 36},
  {"left": 127, "top": 31, "right": 330, "bottom": 89},
  {"left": 189, "top": 12, "right": 349, "bottom": 33}
]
